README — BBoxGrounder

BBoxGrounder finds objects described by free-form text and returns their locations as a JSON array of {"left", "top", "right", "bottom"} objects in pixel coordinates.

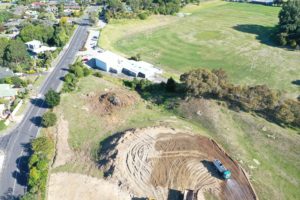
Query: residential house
[
  {"left": 31, "top": 2, "right": 46, "bottom": 9},
  {"left": 0, "top": 84, "right": 17, "bottom": 119},
  {"left": 25, "top": 40, "right": 57, "bottom": 55},
  {"left": 0, "top": 84, "right": 17, "bottom": 100},
  {"left": 24, "top": 10, "right": 39, "bottom": 19}
]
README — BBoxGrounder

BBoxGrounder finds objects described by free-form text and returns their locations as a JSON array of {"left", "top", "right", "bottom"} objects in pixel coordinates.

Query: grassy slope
[{"left": 100, "top": 1, "right": 300, "bottom": 97}]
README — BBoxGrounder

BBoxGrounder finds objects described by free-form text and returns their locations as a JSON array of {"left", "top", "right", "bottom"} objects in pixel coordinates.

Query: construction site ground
[{"left": 99, "top": 127, "right": 257, "bottom": 200}]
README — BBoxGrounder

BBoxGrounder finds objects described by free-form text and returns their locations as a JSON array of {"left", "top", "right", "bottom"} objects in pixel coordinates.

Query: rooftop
[{"left": 0, "top": 84, "right": 17, "bottom": 98}]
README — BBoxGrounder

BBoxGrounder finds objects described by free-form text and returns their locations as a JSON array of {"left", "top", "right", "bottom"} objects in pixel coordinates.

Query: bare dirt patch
[
  {"left": 99, "top": 127, "right": 256, "bottom": 200},
  {"left": 85, "top": 90, "right": 138, "bottom": 116},
  {"left": 48, "top": 172, "right": 131, "bottom": 200},
  {"left": 52, "top": 115, "right": 73, "bottom": 168}
]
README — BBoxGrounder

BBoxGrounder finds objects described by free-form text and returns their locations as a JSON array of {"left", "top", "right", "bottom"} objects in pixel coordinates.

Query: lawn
[{"left": 100, "top": 0, "right": 300, "bottom": 97}]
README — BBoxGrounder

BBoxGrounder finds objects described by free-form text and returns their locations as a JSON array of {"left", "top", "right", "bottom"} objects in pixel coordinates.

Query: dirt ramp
[{"left": 98, "top": 127, "right": 257, "bottom": 200}]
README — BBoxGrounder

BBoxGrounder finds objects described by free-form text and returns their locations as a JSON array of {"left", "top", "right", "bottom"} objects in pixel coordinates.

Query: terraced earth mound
[{"left": 98, "top": 127, "right": 257, "bottom": 200}]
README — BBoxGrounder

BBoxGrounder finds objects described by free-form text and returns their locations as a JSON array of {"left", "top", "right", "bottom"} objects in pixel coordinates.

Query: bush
[
  {"left": 94, "top": 71, "right": 103, "bottom": 78},
  {"left": 129, "top": 53, "right": 141, "bottom": 61},
  {"left": 0, "top": 76, "right": 28, "bottom": 88},
  {"left": 45, "top": 89, "right": 60, "bottom": 108},
  {"left": 26, "top": 136, "right": 54, "bottom": 199},
  {"left": 138, "top": 12, "right": 148, "bottom": 20},
  {"left": 41, "top": 111, "right": 57, "bottom": 127}
]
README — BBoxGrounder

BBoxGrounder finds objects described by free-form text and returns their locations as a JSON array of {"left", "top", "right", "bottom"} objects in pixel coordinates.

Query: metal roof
[{"left": 0, "top": 84, "right": 17, "bottom": 98}]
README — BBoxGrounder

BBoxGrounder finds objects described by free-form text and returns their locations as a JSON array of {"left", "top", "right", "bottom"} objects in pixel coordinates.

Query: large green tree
[
  {"left": 3, "top": 40, "right": 30, "bottom": 71},
  {"left": 278, "top": 0, "right": 300, "bottom": 48},
  {"left": 45, "top": 89, "right": 60, "bottom": 108},
  {"left": 19, "top": 24, "right": 54, "bottom": 43}
]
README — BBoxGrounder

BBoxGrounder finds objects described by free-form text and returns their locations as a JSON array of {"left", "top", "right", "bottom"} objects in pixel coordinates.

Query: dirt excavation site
[{"left": 98, "top": 126, "right": 257, "bottom": 200}]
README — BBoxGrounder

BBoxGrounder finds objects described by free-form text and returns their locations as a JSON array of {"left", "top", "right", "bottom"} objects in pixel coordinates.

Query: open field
[
  {"left": 48, "top": 74, "right": 299, "bottom": 200},
  {"left": 100, "top": 1, "right": 300, "bottom": 97}
]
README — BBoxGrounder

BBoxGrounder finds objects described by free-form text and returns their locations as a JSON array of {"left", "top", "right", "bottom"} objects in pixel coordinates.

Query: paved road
[{"left": 0, "top": 17, "right": 90, "bottom": 199}]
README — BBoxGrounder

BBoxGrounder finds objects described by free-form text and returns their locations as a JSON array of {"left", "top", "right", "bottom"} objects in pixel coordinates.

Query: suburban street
[{"left": 0, "top": 14, "right": 90, "bottom": 199}]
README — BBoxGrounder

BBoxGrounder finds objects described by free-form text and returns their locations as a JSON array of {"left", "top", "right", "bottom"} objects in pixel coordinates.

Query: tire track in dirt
[{"left": 99, "top": 127, "right": 257, "bottom": 200}]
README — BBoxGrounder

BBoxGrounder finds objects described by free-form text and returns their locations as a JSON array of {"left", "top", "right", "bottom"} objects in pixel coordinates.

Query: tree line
[
  {"left": 103, "top": 0, "right": 200, "bottom": 21},
  {"left": 124, "top": 69, "right": 300, "bottom": 128},
  {"left": 180, "top": 69, "right": 300, "bottom": 128}
]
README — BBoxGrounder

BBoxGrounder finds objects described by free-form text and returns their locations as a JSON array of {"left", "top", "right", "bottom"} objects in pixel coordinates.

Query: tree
[
  {"left": 52, "top": 26, "right": 68, "bottom": 47},
  {"left": 41, "top": 111, "right": 57, "bottom": 127},
  {"left": 19, "top": 24, "right": 54, "bottom": 43},
  {"left": 180, "top": 69, "right": 221, "bottom": 97},
  {"left": 45, "top": 89, "right": 60, "bottom": 108},
  {"left": 278, "top": 0, "right": 300, "bottom": 48},
  {"left": 3, "top": 40, "right": 30, "bottom": 71},
  {"left": 0, "top": 11, "right": 13, "bottom": 23},
  {"left": 0, "top": 38, "right": 9, "bottom": 65},
  {"left": 166, "top": 77, "right": 176, "bottom": 92}
]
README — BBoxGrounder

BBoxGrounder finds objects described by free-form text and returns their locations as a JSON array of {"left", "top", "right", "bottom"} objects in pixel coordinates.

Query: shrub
[
  {"left": 94, "top": 71, "right": 103, "bottom": 78},
  {"left": 45, "top": 89, "right": 60, "bottom": 108},
  {"left": 41, "top": 111, "right": 57, "bottom": 127},
  {"left": 138, "top": 12, "right": 148, "bottom": 20},
  {"left": 26, "top": 136, "right": 54, "bottom": 199}
]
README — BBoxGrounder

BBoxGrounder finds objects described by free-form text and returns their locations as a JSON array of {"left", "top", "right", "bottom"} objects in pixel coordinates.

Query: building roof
[
  {"left": 0, "top": 84, "right": 17, "bottom": 98},
  {"left": 0, "top": 67, "right": 14, "bottom": 80},
  {"left": 26, "top": 40, "right": 42, "bottom": 47}
]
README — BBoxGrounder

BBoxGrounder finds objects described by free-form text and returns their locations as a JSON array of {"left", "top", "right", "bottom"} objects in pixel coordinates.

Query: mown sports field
[{"left": 99, "top": 0, "right": 300, "bottom": 97}]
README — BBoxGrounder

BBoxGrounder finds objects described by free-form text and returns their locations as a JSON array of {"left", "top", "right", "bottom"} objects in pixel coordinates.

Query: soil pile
[{"left": 86, "top": 91, "right": 138, "bottom": 116}]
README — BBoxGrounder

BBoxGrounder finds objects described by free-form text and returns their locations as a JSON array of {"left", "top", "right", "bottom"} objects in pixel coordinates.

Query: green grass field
[{"left": 100, "top": 1, "right": 300, "bottom": 97}]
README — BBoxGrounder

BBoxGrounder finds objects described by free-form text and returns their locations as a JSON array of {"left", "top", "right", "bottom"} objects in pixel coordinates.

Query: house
[
  {"left": 0, "top": 84, "right": 17, "bottom": 99},
  {"left": 24, "top": 10, "right": 39, "bottom": 19},
  {"left": 31, "top": 2, "right": 46, "bottom": 9},
  {"left": 25, "top": 40, "right": 57, "bottom": 54},
  {"left": 0, "top": 68, "right": 14, "bottom": 80}
]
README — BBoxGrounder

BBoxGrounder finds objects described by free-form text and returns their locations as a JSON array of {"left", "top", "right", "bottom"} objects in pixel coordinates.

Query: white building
[
  {"left": 94, "top": 51, "right": 162, "bottom": 79},
  {"left": 25, "top": 40, "right": 57, "bottom": 54}
]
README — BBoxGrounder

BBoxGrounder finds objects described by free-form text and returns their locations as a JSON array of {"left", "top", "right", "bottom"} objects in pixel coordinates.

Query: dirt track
[{"left": 99, "top": 127, "right": 256, "bottom": 200}]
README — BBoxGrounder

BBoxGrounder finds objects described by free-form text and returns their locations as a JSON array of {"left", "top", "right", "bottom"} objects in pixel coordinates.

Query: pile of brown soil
[{"left": 86, "top": 91, "right": 138, "bottom": 116}]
